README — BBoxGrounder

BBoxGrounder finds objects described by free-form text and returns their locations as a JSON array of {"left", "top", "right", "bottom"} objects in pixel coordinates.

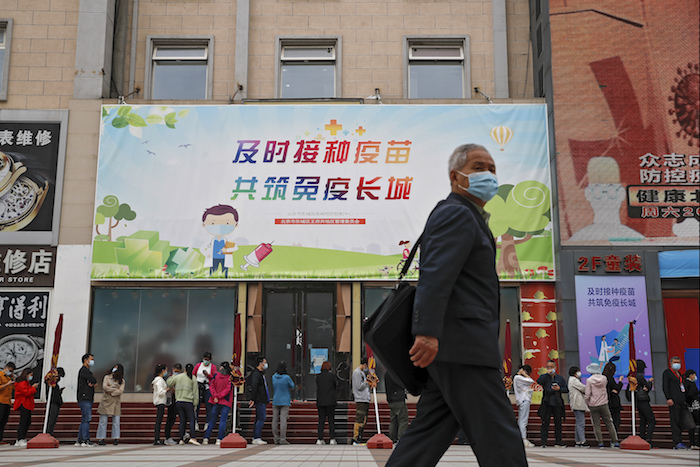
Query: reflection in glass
[
  {"left": 409, "top": 62, "right": 463, "bottom": 98},
  {"left": 152, "top": 62, "right": 207, "bottom": 100},
  {"left": 363, "top": 288, "right": 393, "bottom": 392},
  {"left": 280, "top": 64, "right": 334, "bottom": 98}
]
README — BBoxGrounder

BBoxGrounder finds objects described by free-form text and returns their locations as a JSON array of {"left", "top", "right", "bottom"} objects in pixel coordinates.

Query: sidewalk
[{"left": 0, "top": 443, "right": 698, "bottom": 466}]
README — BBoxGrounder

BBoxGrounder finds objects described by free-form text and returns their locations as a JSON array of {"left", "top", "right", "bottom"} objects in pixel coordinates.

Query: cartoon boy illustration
[{"left": 201, "top": 204, "right": 239, "bottom": 277}]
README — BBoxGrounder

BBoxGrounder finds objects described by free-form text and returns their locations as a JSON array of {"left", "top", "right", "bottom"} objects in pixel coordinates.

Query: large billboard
[
  {"left": 550, "top": 0, "right": 700, "bottom": 246},
  {"left": 92, "top": 104, "right": 553, "bottom": 280}
]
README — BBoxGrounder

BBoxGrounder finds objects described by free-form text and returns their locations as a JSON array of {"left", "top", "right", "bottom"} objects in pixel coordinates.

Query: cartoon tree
[
  {"left": 486, "top": 181, "right": 551, "bottom": 276},
  {"left": 95, "top": 195, "right": 137, "bottom": 241}
]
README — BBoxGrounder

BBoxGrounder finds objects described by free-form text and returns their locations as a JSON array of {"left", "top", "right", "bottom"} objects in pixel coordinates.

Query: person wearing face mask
[
  {"left": 163, "top": 363, "right": 182, "bottom": 445},
  {"left": 625, "top": 359, "right": 655, "bottom": 446},
  {"left": 683, "top": 370, "right": 699, "bottom": 450},
  {"left": 247, "top": 356, "right": 270, "bottom": 445},
  {"left": 567, "top": 366, "right": 590, "bottom": 448},
  {"left": 351, "top": 357, "right": 370, "bottom": 446},
  {"left": 96, "top": 363, "right": 125, "bottom": 445},
  {"left": 513, "top": 364, "right": 536, "bottom": 447},
  {"left": 193, "top": 352, "right": 218, "bottom": 432},
  {"left": 45, "top": 367, "right": 66, "bottom": 436},
  {"left": 152, "top": 363, "right": 169, "bottom": 445},
  {"left": 663, "top": 356, "right": 689, "bottom": 449},
  {"left": 0, "top": 362, "right": 15, "bottom": 445},
  {"left": 76, "top": 353, "right": 98, "bottom": 447},
  {"left": 537, "top": 360, "right": 569, "bottom": 448},
  {"left": 12, "top": 368, "right": 39, "bottom": 446},
  {"left": 201, "top": 204, "right": 239, "bottom": 278},
  {"left": 385, "top": 144, "right": 527, "bottom": 467},
  {"left": 584, "top": 363, "right": 620, "bottom": 449}
]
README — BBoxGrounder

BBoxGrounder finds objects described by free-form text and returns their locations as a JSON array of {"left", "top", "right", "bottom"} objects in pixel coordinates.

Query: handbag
[
  {"left": 364, "top": 236, "right": 428, "bottom": 396},
  {"left": 681, "top": 405, "right": 696, "bottom": 430}
]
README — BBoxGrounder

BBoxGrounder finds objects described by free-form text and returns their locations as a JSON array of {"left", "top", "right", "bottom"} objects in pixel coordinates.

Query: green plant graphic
[
  {"left": 102, "top": 106, "right": 190, "bottom": 130},
  {"left": 95, "top": 195, "right": 137, "bottom": 242}
]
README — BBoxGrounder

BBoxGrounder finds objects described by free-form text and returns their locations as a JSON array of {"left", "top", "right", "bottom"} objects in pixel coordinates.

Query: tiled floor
[{"left": 0, "top": 443, "right": 697, "bottom": 466}]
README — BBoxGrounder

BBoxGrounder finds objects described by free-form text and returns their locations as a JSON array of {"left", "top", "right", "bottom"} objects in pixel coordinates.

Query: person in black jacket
[
  {"left": 683, "top": 369, "right": 699, "bottom": 449},
  {"left": 45, "top": 367, "right": 65, "bottom": 436},
  {"left": 662, "top": 356, "right": 688, "bottom": 449},
  {"left": 315, "top": 361, "right": 338, "bottom": 445},
  {"left": 603, "top": 362, "right": 623, "bottom": 431},
  {"left": 626, "top": 359, "right": 655, "bottom": 445},
  {"left": 246, "top": 356, "right": 269, "bottom": 445},
  {"left": 76, "top": 353, "right": 97, "bottom": 446},
  {"left": 385, "top": 372, "right": 408, "bottom": 443},
  {"left": 537, "top": 359, "right": 569, "bottom": 448}
]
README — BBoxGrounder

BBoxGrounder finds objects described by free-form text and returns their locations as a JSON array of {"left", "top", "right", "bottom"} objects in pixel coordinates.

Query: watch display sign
[
  {"left": 0, "top": 291, "right": 48, "bottom": 393},
  {"left": 0, "top": 110, "right": 68, "bottom": 245},
  {"left": 0, "top": 245, "right": 56, "bottom": 287}
]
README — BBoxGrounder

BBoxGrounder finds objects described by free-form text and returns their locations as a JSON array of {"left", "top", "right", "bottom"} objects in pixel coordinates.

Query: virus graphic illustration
[{"left": 668, "top": 63, "right": 699, "bottom": 147}]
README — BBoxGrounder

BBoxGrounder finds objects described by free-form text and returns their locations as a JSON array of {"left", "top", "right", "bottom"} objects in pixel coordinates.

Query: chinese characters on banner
[
  {"left": 575, "top": 275, "right": 653, "bottom": 381},
  {"left": 0, "top": 291, "right": 49, "bottom": 390},
  {"left": 0, "top": 246, "right": 56, "bottom": 286}
]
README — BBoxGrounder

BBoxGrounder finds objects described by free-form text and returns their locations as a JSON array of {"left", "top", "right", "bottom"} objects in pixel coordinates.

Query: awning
[{"left": 658, "top": 250, "right": 700, "bottom": 278}]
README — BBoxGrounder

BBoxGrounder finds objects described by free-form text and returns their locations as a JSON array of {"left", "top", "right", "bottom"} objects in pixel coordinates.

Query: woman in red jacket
[{"left": 13, "top": 369, "right": 39, "bottom": 446}]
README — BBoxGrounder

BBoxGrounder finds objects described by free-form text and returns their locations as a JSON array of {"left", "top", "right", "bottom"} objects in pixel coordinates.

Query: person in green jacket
[{"left": 168, "top": 363, "right": 200, "bottom": 445}]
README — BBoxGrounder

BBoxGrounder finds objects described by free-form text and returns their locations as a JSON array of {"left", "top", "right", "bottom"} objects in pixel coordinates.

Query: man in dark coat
[
  {"left": 536, "top": 359, "right": 568, "bottom": 447},
  {"left": 386, "top": 144, "right": 527, "bottom": 466},
  {"left": 246, "top": 356, "right": 270, "bottom": 445},
  {"left": 663, "top": 356, "right": 688, "bottom": 449}
]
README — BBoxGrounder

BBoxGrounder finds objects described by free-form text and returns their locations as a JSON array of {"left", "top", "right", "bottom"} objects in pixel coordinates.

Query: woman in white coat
[
  {"left": 513, "top": 364, "right": 536, "bottom": 447},
  {"left": 568, "top": 366, "right": 590, "bottom": 448},
  {"left": 152, "top": 364, "right": 168, "bottom": 445}
]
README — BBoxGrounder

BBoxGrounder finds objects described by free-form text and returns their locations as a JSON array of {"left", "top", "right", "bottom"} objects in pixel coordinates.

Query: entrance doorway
[{"left": 263, "top": 284, "right": 336, "bottom": 400}]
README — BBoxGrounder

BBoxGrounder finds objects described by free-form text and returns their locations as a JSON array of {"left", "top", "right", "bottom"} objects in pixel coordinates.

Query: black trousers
[
  {"left": 610, "top": 405, "right": 621, "bottom": 432},
  {"left": 317, "top": 404, "right": 336, "bottom": 440},
  {"left": 165, "top": 403, "right": 177, "bottom": 439},
  {"left": 669, "top": 403, "right": 683, "bottom": 445},
  {"left": 17, "top": 407, "right": 31, "bottom": 440},
  {"left": 539, "top": 404, "right": 564, "bottom": 445},
  {"left": 154, "top": 404, "right": 165, "bottom": 440},
  {"left": 47, "top": 403, "right": 61, "bottom": 435},
  {"left": 637, "top": 400, "right": 655, "bottom": 442},
  {"left": 386, "top": 362, "right": 527, "bottom": 467},
  {"left": 0, "top": 403, "right": 10, "bottom": 442}
]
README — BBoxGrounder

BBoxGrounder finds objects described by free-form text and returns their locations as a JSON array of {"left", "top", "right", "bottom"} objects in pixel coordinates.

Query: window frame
[
  {"left": 144, "top": 35, "right": 214, "bottom": 100},
  {"left": 275, "top": 36, "right": 342, "bottom": 99},
  {"left": 403, "top": 36, "right": 470, "bottom": 99},
  {"left": 0, "top": 19, "right": 13, "bottom": 101}
]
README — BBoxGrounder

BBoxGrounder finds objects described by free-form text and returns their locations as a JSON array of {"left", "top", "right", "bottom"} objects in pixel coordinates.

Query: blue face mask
[
  {"left": 456, "top": 170, "right": 499, "bottom": 202},
  {"left": 205, "top": 224, "right": 235, "bottom": 236},
  {"left": 672, "top": 363, "right": 681, "bottom": 371}
]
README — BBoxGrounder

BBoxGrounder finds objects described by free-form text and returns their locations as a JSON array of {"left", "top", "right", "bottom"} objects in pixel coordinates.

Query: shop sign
[
  {"left": 0, "top": 245, "right": 56, "bottom": 286},
  {"left": 0, "top": 291, "right": 48, "bottom": 376},
  {"left": 577, "top": 253, "right": 643, "bottom": 273}
]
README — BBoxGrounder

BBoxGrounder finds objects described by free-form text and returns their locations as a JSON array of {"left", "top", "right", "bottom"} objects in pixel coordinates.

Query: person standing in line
[
  {"left": 0, "top": 362, "right": 15, "bottom": 445},
  {"left": 351, "top": 357, "right": 370, "bottom": 446},
  {"left": 163, "top": 363, "right": 182, "bottom": 445},
  {"left": 271, "top": 361, "right": 294, "bottom": 445},
  {"left": 663, "top": 356, "right": 689, "bottom": 450},
  {"left": 45, "top": 367, "right": 65, "bottom": 436},
  {"left": 537, "top": 359, "right": 568, "bottom": 448},
  {"left": 603, "top": 362, "right": 623, "bottom": 432},
  {"left": 203, "top": 361, "right": 233, "bottom": 445},
  {"left": 316, "top": 361, "right": 338, "bottom": 445},
  {"left": 567, "top": 366, "right": 590, "bottom": 448},
  {"left": 513, "top": 364, "right": 535, "bottom": 447},
  {"left": 76, "top": 353, "right": 97, "bottom": 447},
  {"left": 168, "top": 363, "right": 200, "bottom": 445},
  {"left": 626, "top": 359, "right": 655, "bottom": 446},
  {"left": 12, "top": 369, "right": 39, "bottom": 446},
  {"left": 152, "top": 363, "right": 168, "bottom": 445},
  {"left": 684, "top": 369, "right": 699, "bottom": 450},
  {"left": 193, "top": 352, "right": 217, "bottom": 432},
  {"left": 385, "top": 144, "right": 527, "bottom": 467},
  {"left": 247, "top": 356, "right": 270, "bottom": 445},
  {"left": 584, "top": 363, "right": 620, "bottom": 449},
  {"left": 385, "top": 371, "right": 408, "bottom": 443},
  {"left": 96, "top": 364, "right": 125, "bottom": 446}
]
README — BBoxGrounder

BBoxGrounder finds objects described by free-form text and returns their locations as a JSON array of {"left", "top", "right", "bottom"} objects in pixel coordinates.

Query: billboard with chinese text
[
  {"left": 550, "top": 0, "right": 699, "bottom": 246},
  {"left": 92, "top": 104, "right": 553, "bottom": 280}
]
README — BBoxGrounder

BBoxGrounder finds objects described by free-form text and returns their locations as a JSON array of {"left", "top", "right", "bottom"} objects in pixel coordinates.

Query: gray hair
[{"left": 448, "top": 144, "right": 489, "bottom": 174}]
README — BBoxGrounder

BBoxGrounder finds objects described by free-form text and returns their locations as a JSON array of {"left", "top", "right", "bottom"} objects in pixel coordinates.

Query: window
[
  {"left": 276, "top": 38, "right": 341, "bottom": 98},
  {"left": 89, "top": 288, "right": 236, "bottom": 392},
  {"left": 405, "top": 38, "right": 469, "bottom": 99},
  {"left": 0, "top": 19, "right": 12, "bottom": 101},
  {"left": 144, "top": 36, "right": 214, "bottom": 100}
]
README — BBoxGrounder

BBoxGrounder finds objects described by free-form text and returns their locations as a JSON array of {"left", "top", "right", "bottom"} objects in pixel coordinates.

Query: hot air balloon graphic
[{"left": 490, "top": 126, "right": 513, "bottom": 151}]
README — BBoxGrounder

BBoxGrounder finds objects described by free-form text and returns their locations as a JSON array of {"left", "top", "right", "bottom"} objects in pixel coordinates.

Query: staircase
[{"left": 3, "top": 402, "right": 681, "bottom": 448}]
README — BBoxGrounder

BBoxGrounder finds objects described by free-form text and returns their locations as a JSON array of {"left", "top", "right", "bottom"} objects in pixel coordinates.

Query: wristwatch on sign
[
  {"left": 0, "top": 334, "right": 45, "bottom": 372},
  {"left": 0, "top": 151, "right": 49, "bottom": 232}
]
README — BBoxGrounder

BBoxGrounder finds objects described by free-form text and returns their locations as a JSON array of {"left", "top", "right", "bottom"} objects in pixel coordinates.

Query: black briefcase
[{"left": 364, "top": 239, "right": 428, "bottom": 396}]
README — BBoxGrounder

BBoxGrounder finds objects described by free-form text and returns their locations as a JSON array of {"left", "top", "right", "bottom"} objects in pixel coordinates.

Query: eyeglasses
[{"left": 588, "top": 183, "right": 623, "bottom": 200}]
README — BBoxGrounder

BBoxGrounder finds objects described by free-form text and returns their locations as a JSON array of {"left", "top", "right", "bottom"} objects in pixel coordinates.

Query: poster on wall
[
  {"left": 0, "top": 291, "right": 48, "bottom": 396},
  {"left": 550, "top": 1, "right": 700, "bottom": 246},
  {"left": 0, "top": 109, "right": 68, "bottom": 245},
  {"left": 575, "top": 275, "right": 653, "bottom": 380},
  {"left": 93, "top": 104, "right": 554, "bottom": 281}
]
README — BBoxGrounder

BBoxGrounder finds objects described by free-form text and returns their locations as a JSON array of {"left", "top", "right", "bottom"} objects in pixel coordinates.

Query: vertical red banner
[{"left": 521, "top": 284, "right": 559, "bottom": 376}]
